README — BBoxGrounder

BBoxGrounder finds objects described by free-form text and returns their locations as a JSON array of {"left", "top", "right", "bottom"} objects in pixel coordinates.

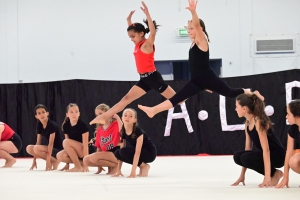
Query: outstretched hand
[
  {"left": 127, "top": 10, "right": 135, "bottom": 21},
  {"left": 140, "top": 1, "right": 150, "bottom": 15},
  {"left": 186, "top": 0, "right": 198, "bottom": 12}
]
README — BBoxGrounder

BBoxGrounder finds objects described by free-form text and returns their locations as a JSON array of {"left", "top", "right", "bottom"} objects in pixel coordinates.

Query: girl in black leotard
[
  {"left": 276, "top": 100, "right": 300, "bottom": 188},
  {"left": 56, "top": 103, "right": 93, "bottom": 172},
  {"left": 232, "top": 92, "right": 285, "bottom": 188},
  {"left": 26, "top": 104, "right": 63, "bottom": 171},
  {"left": 138, "top": 0, "right": 260, "bottom": 118}
]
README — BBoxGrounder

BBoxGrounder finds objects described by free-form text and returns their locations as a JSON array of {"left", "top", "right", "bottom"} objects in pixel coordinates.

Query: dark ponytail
[
  {"left": 143, "top": 19, "right": 159, "bottom": 34},
  {"left": 127, "top": 19, "right": 159, "bottom": 35},
  {"left": 236, "top": 93, "right": 272, "bottom": 132},
  {"left": 199, "top": 19, "right": 210, "bottom": 42}
]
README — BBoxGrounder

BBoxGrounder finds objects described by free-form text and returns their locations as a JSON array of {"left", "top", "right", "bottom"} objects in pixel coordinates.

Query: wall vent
[{"left": 255, "top": 38, "right": 295, "bottom": 53}]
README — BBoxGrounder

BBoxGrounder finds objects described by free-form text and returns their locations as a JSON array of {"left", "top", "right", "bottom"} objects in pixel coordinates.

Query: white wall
[{"left": 0, "top": 0, "right": 300, "bottom": 83}]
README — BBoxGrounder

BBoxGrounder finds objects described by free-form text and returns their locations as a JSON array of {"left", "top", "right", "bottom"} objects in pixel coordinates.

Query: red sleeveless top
[
  {"left": 134, "top": 39, "right": 156, "bottom": 74},
  {"left": 94, "top": 121, "right": 120, "bottom": 152},
  {"left": 0, "top": 122, "right": 15, "bottom": 141}
]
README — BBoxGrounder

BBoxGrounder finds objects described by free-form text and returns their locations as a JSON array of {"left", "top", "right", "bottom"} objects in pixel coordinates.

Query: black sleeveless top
[
  {"left": 188, "top": 44, "right": 210, "bottom": 79},
  {"left": 247, "top": 124, "right": 284, "bottom": 153}
]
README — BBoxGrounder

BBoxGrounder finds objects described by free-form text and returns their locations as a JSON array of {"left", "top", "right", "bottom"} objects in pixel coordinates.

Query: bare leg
[
  {"left": 0, "top": 141, "right": 18, "bottom": 167},
  {"left": 0, "top": 150, "right": 16, "bottom": 167},
  {"left": 62, "top": 139, "right": 84, "bottom": 172},
  {"left": 160, "top": 86, "right": 176, "bottom": 99},
  {"left": 271, "top": 170, "right": 283, "bottom": 186},
  {"left": 138, "top": 100, "right": 173, "bottom": 118},
  {"left": 83, "top": 155, "right": 98, "bottom": 167},
  {"left": 89, "top": 152, "right": 118, "bottom": 175},
  {"left": 57, "top": 150, "right": 73, "bottom": 163},
  {"left": 33, "top": 145, "right": 60, "bottom": 170},
  {"left": 137, "top": 167, "right": 143, "bottom": 176},
  {"left": 26, "top": 145, "right": 38, "bottom": 157},
  {"left": 56, "top": 149, "right": 73, "bottom": 171},
  {"left": 90, "top": 86, "right": 146, "bottom": 125},
  {"left": 139, "top": 162, "right": 150, "bottom": 177},
  {"left": 289, "top": 153, "right": 300, "bottom": 174}
]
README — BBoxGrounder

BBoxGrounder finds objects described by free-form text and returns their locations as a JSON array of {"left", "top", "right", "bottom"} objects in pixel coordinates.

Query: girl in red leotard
[{"left": 90, "top": 1, "right": 177, "bottom": 125}]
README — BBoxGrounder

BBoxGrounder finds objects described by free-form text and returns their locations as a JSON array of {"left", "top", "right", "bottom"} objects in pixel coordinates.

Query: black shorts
[
  {"left": 78, "top": 144, "right": 97, "bottom": 160},
  {"left": 8, "top": 133, "right": 22, "bottom": 153},
  {"left": 51, "top": 148, "right": 62, "bottom": 159},
  {"left": 88, "top": 144, "right": 96, "bottom": 154},
  {"left": 136, "top": 71, "right": 168, "bottom": 93},
  {"left": 108, "top": 146, "right": 120, "bottom": 154}
]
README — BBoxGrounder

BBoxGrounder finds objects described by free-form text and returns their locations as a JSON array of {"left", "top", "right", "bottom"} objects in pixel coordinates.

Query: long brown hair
[
  {"left": 61, "top": 103, "right": 79, "bottom": 132},
  {"left": 236, "top": 93, "right": 272, "bottom": 132},
  {"left": 120, "top": 108, "right": 138, "bottom": 142}
]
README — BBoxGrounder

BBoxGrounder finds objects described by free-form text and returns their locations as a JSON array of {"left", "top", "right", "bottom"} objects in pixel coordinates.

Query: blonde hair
[{"left": 92, "top": 104, "right": 110, "bottom": 140}]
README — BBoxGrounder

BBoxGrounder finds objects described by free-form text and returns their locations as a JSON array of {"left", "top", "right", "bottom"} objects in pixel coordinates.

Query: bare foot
[
  {"left": 95, "top": 166, "right": 105, "bottom": 174},
  {"left": 67, "top": 167, "right": 83, "bottom": 172},
  {"left": 140, "top": 164, "right": 150, "bottom": 177},
  {"left": 51, "top": 160, "right": 60, "bottom": 170},
  {"left": 90, "top": 114, "right": 105, "bottom": 125},
  {"left": 106, "top": 166, "right": 118, "bottom": 175},
  {"left": 2, "top": 158, "right": 16, "bottom": 168},
  {"left": 136, "top": 167, "right": 143, "bottom": 177},
  {"left": 271, "top": 170, "right": 283, "bottom": 186},
  {"left": 138, "top": 105, "right": 155, "bottom": 118},
  {"left": 59, "top": 163, "right": 69, "bottom": 171}
]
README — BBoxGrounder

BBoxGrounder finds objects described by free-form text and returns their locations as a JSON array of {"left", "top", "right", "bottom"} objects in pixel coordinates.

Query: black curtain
[{"left": 1, "top": 69, "right": 300, "bottom": 157}]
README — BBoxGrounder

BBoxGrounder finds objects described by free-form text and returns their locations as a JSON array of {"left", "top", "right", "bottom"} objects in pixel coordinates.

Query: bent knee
[
  {"left": 83, "top": 155, "right": 91, "bottom": 165},
  {"left": 32, "top": 145, "right": 42, "bottom": 154},
  {"left": 289, "top": 156, "right": 300, "bottom": 171},
  {"left": 62, "top": 139, "right": 73, "bottom": 147},
  {"left": 26, "top": 145, "right": 35, "bottom": 154},
  {"left": 86, "top": 154, "right": 98, "bottom": 164},
  {"left": 56, "top": 151, "right": 65, "bottom": 161}
]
